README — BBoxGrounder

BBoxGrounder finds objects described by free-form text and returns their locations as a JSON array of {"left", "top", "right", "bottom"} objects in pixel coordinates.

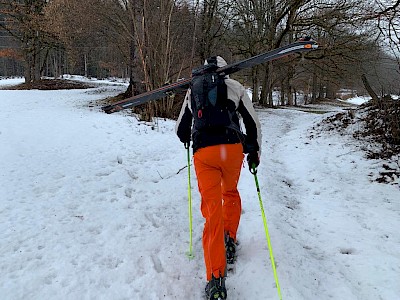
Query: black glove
[
  {"left": 247, "top": 151, "right": 260, "bottom": 172},
  {"left": 178, "top": 132, "right": 191, "bottom": 145}
]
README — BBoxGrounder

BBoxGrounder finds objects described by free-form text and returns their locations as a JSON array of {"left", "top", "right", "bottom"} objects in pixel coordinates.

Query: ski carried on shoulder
[{"left": 102, "top": 40, "right": 318, "bottom": 114}]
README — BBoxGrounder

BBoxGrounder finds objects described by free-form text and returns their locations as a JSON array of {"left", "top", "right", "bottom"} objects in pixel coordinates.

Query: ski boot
[
  {"left": 225, "top": 234, "right": 236, "bottom": 264},
  {"left": 205, "top": 275, "right": 227, "bottom": 300}
]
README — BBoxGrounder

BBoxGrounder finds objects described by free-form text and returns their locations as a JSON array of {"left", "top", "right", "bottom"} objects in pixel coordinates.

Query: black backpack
[{"left": 190, "top": 58, "right": 239, "bottom": 132}]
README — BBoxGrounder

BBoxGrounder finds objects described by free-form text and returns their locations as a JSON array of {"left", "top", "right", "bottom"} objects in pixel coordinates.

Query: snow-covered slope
[{"left": 1, "top": 79, "right": 398, "bottom": 300}]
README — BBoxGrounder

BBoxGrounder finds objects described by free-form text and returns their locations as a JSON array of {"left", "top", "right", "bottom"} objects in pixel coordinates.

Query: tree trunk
[
  {"left": 280, "top": 78, "right": 285, "bottom": 106},
  {"left": 326, "top": 81, "right": 336, "bottom": 99},
  {"left": 361, "top": 74, "right": 380, "bottom": 105},
  {"left": 126, "top": 21, "right": 137, "bottom": 98},
  {"left": 199, "top": 0, "right": 219, "bottom": 61},
  {"left": 24, "top": 46, "right": 41, "bottom": 83},
  {"left": 311, "top": 69, "right": 317, "bottom": 103},
  {"left": 318, "top": 78, "right": 324, "bottom": 99},
  {"left": 251, "top": 66, "right": 260, "bottom": 103},
  {"left": 260, "top": 62, "right": 273, "bottom": 107},
  {"left": 84, "top": 53, "right": 88, "bottom": 77}
]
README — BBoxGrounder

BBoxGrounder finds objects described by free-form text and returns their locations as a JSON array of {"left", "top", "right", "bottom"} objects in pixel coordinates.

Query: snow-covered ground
[
  {"left": 0, "top": 77, "right": 25, "bottom": 87},
  {"left": 1, "top": 78, "right": 399, "bottom": 300},
  {"left": 345, "top": 96, "right": 371, "bottom": 105}
]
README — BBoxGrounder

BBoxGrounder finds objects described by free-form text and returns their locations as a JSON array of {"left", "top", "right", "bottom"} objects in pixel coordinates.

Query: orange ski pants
[{"left": 193, "top": 143, "right": 244, "bottom": 281}]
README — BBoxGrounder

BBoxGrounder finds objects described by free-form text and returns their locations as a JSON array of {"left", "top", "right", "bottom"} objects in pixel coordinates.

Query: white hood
[{"left": 204, "top": 56, "right": 228, "bottom": 68}]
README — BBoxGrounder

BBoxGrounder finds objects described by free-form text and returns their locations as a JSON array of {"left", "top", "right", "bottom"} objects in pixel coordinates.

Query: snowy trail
[
  {"left": 1, "top": 81, "right": 399, "bottom": 300},
  {"left": 259, "top": 109, "right": 400, "bottom": 300}
]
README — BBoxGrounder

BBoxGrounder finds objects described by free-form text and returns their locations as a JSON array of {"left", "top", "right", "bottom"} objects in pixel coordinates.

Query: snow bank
[
  {"left": 0, "top": 77, "right": 25, "bottom": 87},
  {"left": 346, "top": 96, "right": 370, "bottom": 105}
]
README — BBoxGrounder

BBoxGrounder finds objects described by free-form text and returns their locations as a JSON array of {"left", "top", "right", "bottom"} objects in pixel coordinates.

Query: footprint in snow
[
  {"left": 151, "top": 254, "right": 164, "bottom": 273},
  {"left": 339, "top": 248, "right": 356, "bottom": 255}
]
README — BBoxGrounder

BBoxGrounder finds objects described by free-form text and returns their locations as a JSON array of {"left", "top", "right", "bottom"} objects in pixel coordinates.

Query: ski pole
[
  {"left": 251, "top": 165, "right": 282, "bottom": 300},
  {"left": 185, "top": 143, "right": 194, "bottom": 259}
]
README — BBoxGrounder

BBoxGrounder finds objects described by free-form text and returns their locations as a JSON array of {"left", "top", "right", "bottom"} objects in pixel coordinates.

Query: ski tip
[
  {"left": 304, "top": 43, "right": 318, "bottom": 50},
  {"left": 102, "top": 105, "right": 122, "bottom": 114},
  {"left": 297, "top": 36, "right": 318, "bottom": 49}
]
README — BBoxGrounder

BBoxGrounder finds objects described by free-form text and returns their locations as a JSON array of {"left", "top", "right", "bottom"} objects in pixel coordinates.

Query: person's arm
[
  {"left": 175, "top": 89, "right": 193, "bottom": 144},
  {"left": 237, "top": 86, "right": 262, "bottom": 170},
  {"left": 237, "top": 86, "right": 262, "bottom": 154}
]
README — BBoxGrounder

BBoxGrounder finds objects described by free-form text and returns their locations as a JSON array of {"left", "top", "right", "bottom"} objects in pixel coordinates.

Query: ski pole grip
[{"left": 250, "top": 164, "right": 257, "bottom": 175}]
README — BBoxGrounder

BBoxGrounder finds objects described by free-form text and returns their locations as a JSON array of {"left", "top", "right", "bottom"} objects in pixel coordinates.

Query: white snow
[
  {"left": 345, "top": 96, "right": 370, "bottom": 105},
  {"left": 1, "top": 78, "right": 399, "bottom": 300},
  {"left": 0, "top": 77, "right": 25, "bottom": 87}
]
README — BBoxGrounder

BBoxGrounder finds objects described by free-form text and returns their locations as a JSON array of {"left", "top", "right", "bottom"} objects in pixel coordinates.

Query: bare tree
[
  {"left": 291, "top": 0, "right": 380, "bottom": 102},
  {"left": 76, "top": 0, "right": 192, "bottom": 120},
  {"left": 0, "top": 0, "right": 60, "bottom": 83},
  {"left": 45, "top": 0, "right": 128, "bottom": 79},
  {"left": 2, "top": 0, "right": 396, "bottom": 115},
  {"left": 362, "top": 0, "right": 400, "bottom": 81},
  {"left": 227, "top": 0, "right": 317, "bottom": 106},
  {"left": 368, "top": 0, "right": 400, "bottom": 61}
]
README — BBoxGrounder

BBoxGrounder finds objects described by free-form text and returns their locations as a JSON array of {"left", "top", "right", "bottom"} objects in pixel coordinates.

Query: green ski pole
[
  {"left": 185, "top": 143, "right": 194, "bottom": 259},
  {"left": 251, "top": 165, "right": 282, "bottom": 300}
]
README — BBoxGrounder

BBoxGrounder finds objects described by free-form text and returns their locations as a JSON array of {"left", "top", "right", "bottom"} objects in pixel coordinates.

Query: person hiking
[{"left": 175, "top": 55, "right": 262, "bottom": 300}]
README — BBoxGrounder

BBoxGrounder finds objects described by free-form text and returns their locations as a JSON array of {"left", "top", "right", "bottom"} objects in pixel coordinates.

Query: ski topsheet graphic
[{"left": 102, "top": 40, "right": 318, "bottom": 114}]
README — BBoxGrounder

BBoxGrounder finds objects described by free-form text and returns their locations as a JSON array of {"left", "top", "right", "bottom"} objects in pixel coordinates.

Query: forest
[{"left": 0, "top": 0, "right": 399, "bottom": 118}]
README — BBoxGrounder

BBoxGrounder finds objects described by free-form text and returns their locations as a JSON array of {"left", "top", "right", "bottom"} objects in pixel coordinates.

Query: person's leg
[
  {"left": 194, "top": 146, "right": 226, "bottom": 281},
  {"left": 221, "top": 143, "right": 244, "bottom": 241}
]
